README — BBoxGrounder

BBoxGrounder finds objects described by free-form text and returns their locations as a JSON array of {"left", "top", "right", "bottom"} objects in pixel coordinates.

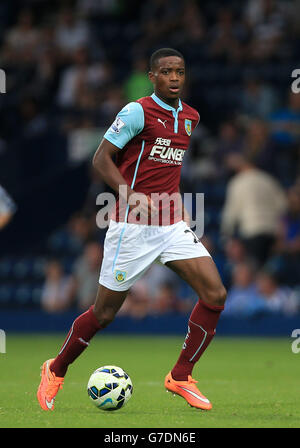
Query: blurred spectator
[
  {"left": 245, "top": 0, "right": 286, "bottom": 60},
  {"left": 82, "top": 166, "right": 106, "bottom": 217},
  {"left": 139, "top": 0, "right": 182, "bottom": 49},
  {"left": 57, "top": 46, "right": 109, "bottom": 108},
  {"left": 67, "top": 212, "right": 97, "bottom": 246},
  {"left": 176, "top": 0, "right": 207, "bottom": 57},
  {"left": 55, "top": 7, "right": 90, "bottom": 60},
  {"left": 242, "top": 118, "right": 280, "bottom": 176},
  {"left": 98, "top": 85, "right": 126, "bottom": 125},
  {"left": 223, "top": 261, "right": 267, "bottom": 317},
  {"left": 14, "top": 95, "right": 67, "bottom": 184},
  {"left": 142, "top": 263, "right": 180, "bottom": 298},
  {"left": 123, "top": 57, "right": 153, "bottom": 102},
  {"left": 150, "top": 282, "right": 189, "bottom": 314},
  {"left": 2, "top": 8, "right": 40, "bottom": 64},
  {"left": 240, "top": 77, "right": 279, "bottom": 119},
  {"left": 272, "top": 185, "right": 300, "bottom": 284},
  {"left": 256, "top": 268, "right": 299, "bottom": 315},
  {"left": 118, "top": 280, "right": 150, "bottom": 319},
  {"left": 41, "top": 259, "right": 73, "bottom": 313},
  {"left": 276, "top": 185, "right": 300, "bottom": 255},
  {"left": 269, "top": 91, "right": 300, "bottom": 145},
  {"left": 71, "top": 240, "right": 103, "bottom": 310},
  {"left": 221, "top": 152, "right": 287, "bottom": 266},
  {"left": 214, "top": 120, "right": 243, "bottom": 178},
  {"left": 18, "top": 95, "right": 47, "bottom": 137},
  {"left": 32, "top": 44, "right": 60, "bottom": 103},
  {"left": 222, "top": 237, "right": 248, "bottom": 288},
  {"left": 183, "top": 124, "right": 217, "bottom": 183},
  {"left": 288, "top": 0, "right": 300, "bottom": 37},
  {"left": 0, "top": 184, "right": 17, "bottom": 230},
  {"left": 208, "top": 8, "right": 248, "bottom": 62},
  {"left": 245, "top": 0, "right": 280, "bottom": 26},
  {"left": 77, "top": 0, "right": 121, "bottom": 18}
]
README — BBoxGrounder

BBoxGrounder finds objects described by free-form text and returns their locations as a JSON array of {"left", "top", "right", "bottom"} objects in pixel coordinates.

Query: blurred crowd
[{"left": 0, "top": 0, "right": 300, "bottom": 318}]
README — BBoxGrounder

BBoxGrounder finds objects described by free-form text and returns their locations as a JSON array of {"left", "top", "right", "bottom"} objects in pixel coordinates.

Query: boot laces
[{"left": 46, "top": 370, "right": 64, "bottom": 397}]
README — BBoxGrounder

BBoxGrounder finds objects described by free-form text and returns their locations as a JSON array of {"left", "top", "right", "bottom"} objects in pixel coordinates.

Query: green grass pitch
[{"left": 0, "top": 333, "right": 299, "bottom": 428}]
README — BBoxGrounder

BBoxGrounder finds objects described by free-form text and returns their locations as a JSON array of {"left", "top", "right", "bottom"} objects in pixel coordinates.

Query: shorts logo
[
  {"left": 115, "top": 270, "right": 127, "bottom": 282},
  {"left": 110, "top": 117, "right": 125, "bottom": 134},
  {"left": 185, "top": 119, "right": 192, "bottom": 136}
]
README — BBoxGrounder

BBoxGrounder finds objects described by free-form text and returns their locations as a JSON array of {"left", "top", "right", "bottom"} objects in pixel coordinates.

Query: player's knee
[
  {"left": 94, "top": 306, "right": 116, "bottom": 328},
  {"left": 204, "top": 285, "right": 227, "bottom": 307}
]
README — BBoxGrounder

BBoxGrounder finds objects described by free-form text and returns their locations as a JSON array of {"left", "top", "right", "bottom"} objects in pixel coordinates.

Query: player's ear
[{"left": 148, "top": 71, "right": 155, "bottom": 84}]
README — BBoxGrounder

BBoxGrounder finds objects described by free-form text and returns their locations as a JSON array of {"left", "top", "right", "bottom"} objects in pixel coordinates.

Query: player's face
[{"left": 149, "top": 56, "right": 185, "bottom": 107}]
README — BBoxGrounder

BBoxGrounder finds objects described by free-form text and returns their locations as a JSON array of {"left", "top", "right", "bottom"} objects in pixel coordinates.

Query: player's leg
[
  {"left": 37, "top": 285, "right": 128, "bottom": 411},
  {"left": 50, "top": 285, "right": 128, "bottom": 377},
  {"left": 166, "top": 256, "right": 226, "bottom": 380},
  {"left": 37, "top": 219, "right": 164, "bottom": 411},
  {"left": 159, "top": 221, "right": 226, "bottom": 409},
  {"left": 164, "top": 256, "right": 226, "bottom": 410}
]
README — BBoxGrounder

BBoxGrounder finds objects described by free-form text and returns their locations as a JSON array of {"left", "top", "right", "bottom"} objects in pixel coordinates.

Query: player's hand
[{"left": 128, "top": 192, "right": 158, "bottom": 221}]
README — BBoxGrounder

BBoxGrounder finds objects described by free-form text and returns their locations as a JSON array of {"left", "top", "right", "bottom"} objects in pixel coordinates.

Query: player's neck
[{"left": 154, "top": 92, "right": 180, "bottom": 110}]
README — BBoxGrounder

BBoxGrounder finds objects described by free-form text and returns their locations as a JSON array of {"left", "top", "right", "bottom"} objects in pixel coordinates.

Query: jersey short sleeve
[{"left": 104, "top": 102, "right": 144, "bottom": 149}]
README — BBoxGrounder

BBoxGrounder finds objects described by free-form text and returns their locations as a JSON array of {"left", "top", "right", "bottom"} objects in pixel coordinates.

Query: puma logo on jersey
[{"left": 157, "top": 118, "right": 167, "bottom": 128}]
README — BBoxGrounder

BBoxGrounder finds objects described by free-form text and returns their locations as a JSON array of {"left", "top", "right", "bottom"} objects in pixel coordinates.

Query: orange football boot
[
  {"left": 165, "top": 372, "right": 212, "bottom": 410},
  {"left": 37, "top": 359, "right": 64, "bottom": 411}
]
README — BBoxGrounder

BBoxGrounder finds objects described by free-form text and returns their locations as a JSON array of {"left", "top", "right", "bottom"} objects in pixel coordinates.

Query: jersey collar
[{"left": 151, "top": 93, "right": 182, "bottom": 113}]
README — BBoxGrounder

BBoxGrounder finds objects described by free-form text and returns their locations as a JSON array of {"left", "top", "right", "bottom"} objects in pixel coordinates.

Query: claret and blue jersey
[{"left": 104, "top": 92, "right": 200, "bottom": 224}]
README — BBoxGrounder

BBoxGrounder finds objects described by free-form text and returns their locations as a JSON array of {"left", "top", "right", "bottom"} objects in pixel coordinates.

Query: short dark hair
[{"left": 150, "top": 48, "right": 184, "bottom": 71}]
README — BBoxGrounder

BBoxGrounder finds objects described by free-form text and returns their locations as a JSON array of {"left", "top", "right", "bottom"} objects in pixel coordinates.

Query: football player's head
[{"left": 149, "top": 48, "right": 185, "bottom": 106}]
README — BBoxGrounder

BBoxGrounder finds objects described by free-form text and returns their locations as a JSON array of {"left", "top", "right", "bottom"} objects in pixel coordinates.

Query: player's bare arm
[{"left": 93, "top": 139, "right": 134, "bottom": 201}]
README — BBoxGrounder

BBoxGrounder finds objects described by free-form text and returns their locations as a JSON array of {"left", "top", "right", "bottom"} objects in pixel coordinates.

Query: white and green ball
[{"left": 87, "top": 365, "right": 133, "bottom": 411}]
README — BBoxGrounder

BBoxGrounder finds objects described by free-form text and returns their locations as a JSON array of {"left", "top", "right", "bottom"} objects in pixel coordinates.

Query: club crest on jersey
[
  {"left": 110, "top": 117, "right": 125, "bottom": 134},
  {"left": 185, "top": 119, "right": 192, "bottom": 136},
  {"left": 115, "top": 270, "right": 127, "bottom": 282}
]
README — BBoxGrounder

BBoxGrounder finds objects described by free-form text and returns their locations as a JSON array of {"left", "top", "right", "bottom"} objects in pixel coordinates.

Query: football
[{"left": 87, "top": 365, "right": 133, "bottom": 411}]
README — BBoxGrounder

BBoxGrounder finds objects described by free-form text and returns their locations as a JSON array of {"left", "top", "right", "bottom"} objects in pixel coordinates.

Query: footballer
[{"left": 37, "top": 48, "right": 227, "bottom": 411}]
